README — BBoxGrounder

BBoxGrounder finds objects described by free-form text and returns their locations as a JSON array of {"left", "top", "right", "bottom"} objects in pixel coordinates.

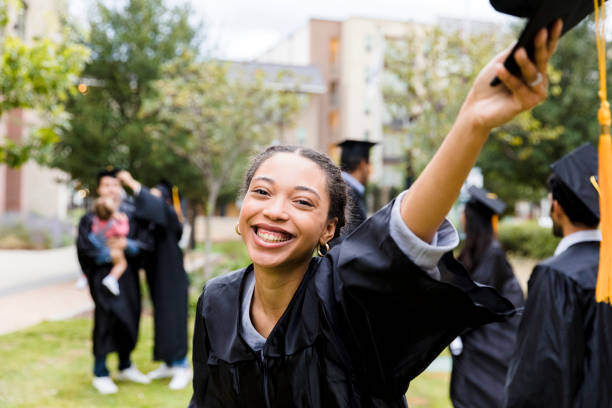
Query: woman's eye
[
  {"left": 252, "top": 188, "right": 269, "bottom": 196},
  {"left": 296, "top": 199, "right": 313, "bottom": 207}
]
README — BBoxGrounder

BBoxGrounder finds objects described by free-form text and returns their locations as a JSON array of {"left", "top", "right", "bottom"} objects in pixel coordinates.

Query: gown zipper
[{"left": 260, "top": 349, "right": 272, "bottom": 408}]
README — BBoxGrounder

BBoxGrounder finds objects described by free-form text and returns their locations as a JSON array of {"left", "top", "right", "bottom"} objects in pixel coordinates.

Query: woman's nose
[{"left": 262, "top": 197, "right": 289, "bottom": 220}]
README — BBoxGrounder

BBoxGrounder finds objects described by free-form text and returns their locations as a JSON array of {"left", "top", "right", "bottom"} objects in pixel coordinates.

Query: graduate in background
[
  {"left": 117, "top": 172, "right": 192, "bottom": 390},
  {"left": 77, "top": 168, "right": 153, "bottom": 394},
  {"left": 338, "top": 140, "right": 376, "bottom": 235},
  {"left": 450, "top": 186, "right": 524, "bottom": 408},
  {"left": 504, "top": 144, "right": 612, "bottom": 408}
]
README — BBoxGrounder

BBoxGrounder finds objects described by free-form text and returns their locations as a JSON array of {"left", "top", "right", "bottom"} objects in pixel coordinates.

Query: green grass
[
  {"left": 406, "top": 371, "right": 452, "bottom": 407},
  {"left": 0, "top": 315, "right": 193, "bottom": 407},
  {"left": 0, "top": 240, "right": 452, "bottom": 407},
  {"left": 0, "top": 313, "right": 451, "bottom": 407}
]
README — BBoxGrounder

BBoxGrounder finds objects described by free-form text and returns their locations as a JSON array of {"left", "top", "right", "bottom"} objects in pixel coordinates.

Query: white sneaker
[
  {"left": 75, "top": 275, "right": 88, "bottom": 289},
  {"left": 147, "top": 363, "right": 174, "bottom": 380},
  {"left": 168, "top": 367, "right": 193, "bottom": 390},
  {"left": 102, "top": 275, "right": 120, "bottom": 296},
  {"left": 115, "top": 365, "right": 150, "bottom": 384},
  {"left": 92, "top": 376, "right": 118, "bottom": 394}
]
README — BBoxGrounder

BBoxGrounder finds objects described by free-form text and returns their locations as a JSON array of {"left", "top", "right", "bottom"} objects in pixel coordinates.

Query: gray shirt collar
[
  {"left": 554, "top": 229, "right": 601, "bottom": 256},
  {"left": 341, "top": 171, "right": 365, "bottom": 196}
]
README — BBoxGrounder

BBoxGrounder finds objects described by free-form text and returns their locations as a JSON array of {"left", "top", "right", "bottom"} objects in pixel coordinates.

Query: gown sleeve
[
  {"left": 190, "top": 293, "right": 211, "bottom": 408},
  {"left": 329, "top": 197, "right": 516, "bottom": 398},
  {"left": 77, "top": 214, "right": 107, "bottom": 272},
  {"left": 503, "top": 266, "right": 585, "bottom": 408},
  {"left": 133, "top": 186, "right": 168, "bottom": 227}
]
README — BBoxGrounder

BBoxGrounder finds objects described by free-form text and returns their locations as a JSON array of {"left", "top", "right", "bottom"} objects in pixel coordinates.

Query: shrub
[{"left": 498, "top": 220, "right": 560, "bottom": 260}]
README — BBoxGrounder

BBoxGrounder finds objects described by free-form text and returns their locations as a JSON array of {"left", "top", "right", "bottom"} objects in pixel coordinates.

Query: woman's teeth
[{"left": 256, "top": 229, "right": 292, "bottom": 243}]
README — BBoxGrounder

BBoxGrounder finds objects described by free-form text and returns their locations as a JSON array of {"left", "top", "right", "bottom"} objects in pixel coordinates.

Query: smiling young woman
[{"left": 189, "top": 21, "right": 563, "bottom": 408}]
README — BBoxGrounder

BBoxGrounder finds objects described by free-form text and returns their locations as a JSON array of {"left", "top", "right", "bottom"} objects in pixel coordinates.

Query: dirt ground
[{"left": 508, "top": 256, "right": 539, "bottom": 296}]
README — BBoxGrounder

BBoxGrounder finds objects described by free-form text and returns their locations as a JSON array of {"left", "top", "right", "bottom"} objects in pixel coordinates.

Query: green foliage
[
  {"left": 52, "top": 0, "right": 201, "bottom": 194},
  {"left": 0, "top": 1, "right": 89, "bottom": 167},
  {"left": 383, "top": 26, "right": 507, "bottom": 172},
  {"left": 478, "top": 20, "right": 602, "bottom": 205},
  {"left": 147, "top": 59, "right": 302, "bottom": 209},
  {"left": 498, "top": 220, "right": 560, "bottom": 259}
]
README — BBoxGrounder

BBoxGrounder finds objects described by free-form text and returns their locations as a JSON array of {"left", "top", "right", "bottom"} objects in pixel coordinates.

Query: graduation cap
[
  {"left": 96, "top": 166, "right": 119, "bottom": 185},
  {"left": 154, "top": 178, "right": 184, "bottom": 222},
  {"left": 153, "top": 179, "right": 173, "bottom": 202},
  {"left": 467, "top": 186, "right": 507, "bottom": 215},
  {"left": 550, "top": 143, "right": 599, "bottom": 219},
  {"left": 338, "top": 140, "right": 377, "bottom": 163},
  {"left": 490, "top": 0, "right": 605, "bottom": 81}
]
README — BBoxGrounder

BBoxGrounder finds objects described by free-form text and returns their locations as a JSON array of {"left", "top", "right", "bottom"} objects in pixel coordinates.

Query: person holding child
[
  {"left": 188, "top": 22, "right": 563, "bottom": 407},
  {"left": 90, "top": 196, "right": 130, "bottom": 296},
  {"left": 77, "top": 168, "right": 154, "bottom": 394}
]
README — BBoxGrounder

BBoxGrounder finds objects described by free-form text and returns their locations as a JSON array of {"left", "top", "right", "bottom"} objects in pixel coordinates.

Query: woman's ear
[{"left": 320, "top": 217, "right": 338, "bottom": 244}]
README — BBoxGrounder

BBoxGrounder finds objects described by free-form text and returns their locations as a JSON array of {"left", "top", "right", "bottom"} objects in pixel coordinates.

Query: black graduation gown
[
  {"left": 504, "top": 241, "right": 612, "bottom": 408},
  {"left": 134, "top": 187, "right": 189, "bottom": 363},
  {"left": 345, "top": 184, "right": 367, "bottom": 235},
  {"left": 450, "top": 241, "right": 524, "bottom": 408},
  {"left": 189, "top": 199, "right": 517, "bottom": 408},
  {"left": 76, "top": 201, "right": 153, "bottom": 358}
]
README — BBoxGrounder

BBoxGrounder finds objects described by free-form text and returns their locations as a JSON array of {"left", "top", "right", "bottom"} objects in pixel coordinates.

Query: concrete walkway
[{"left": 0, "top": 216, "right": 240, "bottom": 336}]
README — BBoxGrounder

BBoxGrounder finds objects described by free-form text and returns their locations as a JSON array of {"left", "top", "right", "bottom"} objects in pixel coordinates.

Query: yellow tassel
[
  {"left": 491, "top": 214, "right": 499, "bottom": 236},
  {"left": 172, "top": 186, "right": 184, "bottom": 223},
  {"left": 594, "top": 0, "right": 612, "bottom": 304},
  {"left": 597, "top": 133, "right": 612, "bottom": 303}
]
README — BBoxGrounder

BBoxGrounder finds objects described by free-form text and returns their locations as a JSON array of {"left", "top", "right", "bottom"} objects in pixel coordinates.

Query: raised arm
[{"left": 401, "top": 21, "right": 562, "bottom": 242}]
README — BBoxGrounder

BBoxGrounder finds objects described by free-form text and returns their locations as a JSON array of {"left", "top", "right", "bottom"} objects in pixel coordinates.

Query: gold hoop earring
[
  {"left": 317, "top": 242, "right": 330, "bottom": 257},
  {"left": 235, "top": 224, "right": 241, "bottom": 236}
]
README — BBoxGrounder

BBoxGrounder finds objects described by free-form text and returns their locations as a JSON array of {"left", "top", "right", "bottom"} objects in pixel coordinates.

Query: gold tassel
[
  {"left": 491, "top": 214, "right": 499, "bottom": 236},
  {"left": 172, "top": 186, "right": 184, "bottom": 224},
  {"left": 594, "top": 0, "right": 612, "bottom": 304}
]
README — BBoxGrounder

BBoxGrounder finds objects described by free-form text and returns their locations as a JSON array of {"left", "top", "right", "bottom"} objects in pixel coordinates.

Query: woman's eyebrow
[
  {"left": 295, "top": 185, "right": 320, "bottom": 199},
  {"left": 253, "top": 176, "right": 321, "bottom": 199},
  {"left": 253, "top": 176, "right": 274, "bottom": 184}
]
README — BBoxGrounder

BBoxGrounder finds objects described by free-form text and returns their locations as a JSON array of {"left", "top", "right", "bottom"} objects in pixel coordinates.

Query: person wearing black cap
[
  {"left": 117, "top": 171, "right": 191, "bottom": 390},
  {"left": 450, "top": 186, "right": 524, "bottom": 408},
  {"left": 505, "top": 144, "right": 612, "bottom": 408},
  {"left": 338, "top": 140, "right": 376, "bottom": 235},
  {"left": 76, "top": 167, "right": 154, "bottom": 394}
]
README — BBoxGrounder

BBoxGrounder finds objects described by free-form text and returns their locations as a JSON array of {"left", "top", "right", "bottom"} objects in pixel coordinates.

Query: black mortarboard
[
  {"left": 338, "top": 140, "right": 377, "bottom": 162},
  {"left": 490, "top": 0, "right": 603, "bottom": 81},
  {"left": 96, "top": 166, "right": 119, "bottom": 185},
  {"left": 550, "top": 143, "right": 599, "bottom": 218},
  {"left": 153, "top": 179, "right": 173, "bottom": 202},
  {"left": 467, "top": 186, "right": 507, "bottom": 215}
]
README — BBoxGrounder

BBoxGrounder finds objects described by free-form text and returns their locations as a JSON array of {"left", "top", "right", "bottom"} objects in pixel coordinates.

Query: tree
[
  {"left": 51, "top": 0, "right": 200, "bottom": 191},
  {"left": 147, "top": 59, "right": 301, "bottom": 275},
  {"left": 478, "top": 20, "right": 601, "bottom": 205},
  {"left": 0, "top": 0, "right": 89, "bottom": 167},
  {"left": 384, "top": 22, "right": 567, "bottom": 206},
  {"left": 383, "top": 24, "right": 506, "bottom": 172}
]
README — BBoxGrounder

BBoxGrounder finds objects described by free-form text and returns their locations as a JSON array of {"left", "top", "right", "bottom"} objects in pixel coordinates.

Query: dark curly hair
[{"left": 241, "top": 145, "right": 349, "bottom": 240}]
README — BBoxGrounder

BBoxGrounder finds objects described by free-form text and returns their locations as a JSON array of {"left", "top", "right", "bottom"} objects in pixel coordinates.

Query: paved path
[{"left": 0, "top": 217, "right": 239, "bottom": 336}]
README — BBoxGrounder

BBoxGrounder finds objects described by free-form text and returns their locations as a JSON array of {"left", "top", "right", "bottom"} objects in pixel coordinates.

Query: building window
[
  {"left": 15, "top": 1, "right": 28, "bottom": 39},
  {"left": 364, "top": 130, "right": 370, "bottom": 140},
  {"left": 329, "top": 81, "right": 338, "bottom": 108},
  {"left": 329, "top": 37, "right": 339, "bottom": 64}
]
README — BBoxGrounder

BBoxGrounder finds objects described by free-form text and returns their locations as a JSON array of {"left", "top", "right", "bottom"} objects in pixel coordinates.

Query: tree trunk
[
  {"left": 187, "top": 200, "right": 198, "bottom": 250},
  {"left": 203, "top": 180, "right": 221, "bottom": 278}
]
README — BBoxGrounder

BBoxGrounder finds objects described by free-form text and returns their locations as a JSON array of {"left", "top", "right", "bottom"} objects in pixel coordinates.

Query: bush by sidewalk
[
  {"left": 498, "top": 220, "right": 560, "bottom": 260},
  {"left": 0, "top": 213, "right": 74, "bottom": 250}
]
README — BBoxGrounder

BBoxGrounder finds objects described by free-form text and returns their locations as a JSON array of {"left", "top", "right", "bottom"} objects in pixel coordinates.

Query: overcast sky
[{"left": 70, "top": 0, "right": 514, "bottom": 60}]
